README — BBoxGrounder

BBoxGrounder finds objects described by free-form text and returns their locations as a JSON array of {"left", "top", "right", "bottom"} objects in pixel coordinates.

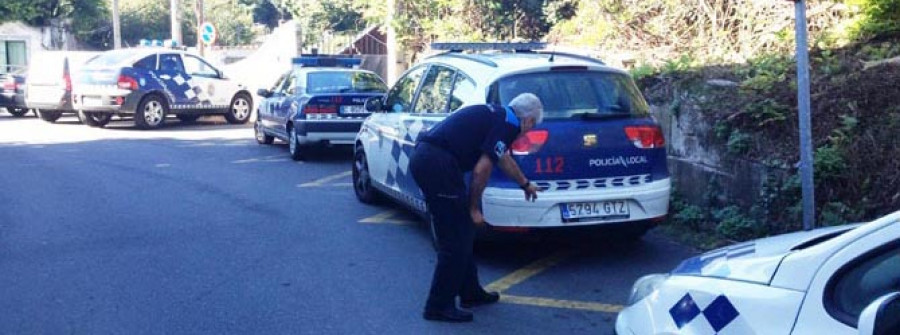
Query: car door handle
[{"left": 159, "top": 74, "right": 172, "bottom": 80}]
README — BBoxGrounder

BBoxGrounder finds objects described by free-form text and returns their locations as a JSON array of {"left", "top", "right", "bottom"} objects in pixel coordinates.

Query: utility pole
[
  {"left": 195, "top": 0, "right": 205, "bottom": 56},
  {"left": 111, "top": 0, "right": 121, "bottom": 49},
  {"left": 171, "top": 0, "right": 182, "bottom": 45},
  {"left": 790, "top": 0, "right": 816, "bottom": 230},
  {"left": 386, "top": 0, "right": 398, "bottom": 84}
]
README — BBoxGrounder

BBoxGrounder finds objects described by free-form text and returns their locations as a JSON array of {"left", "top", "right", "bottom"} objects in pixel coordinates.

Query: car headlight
[{"left": 627, "top": 274, "right": 669, "bottom": 306}]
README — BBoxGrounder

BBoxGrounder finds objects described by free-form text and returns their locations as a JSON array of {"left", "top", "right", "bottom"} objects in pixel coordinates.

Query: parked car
[
  {"left": 254, "top": 55, "right": 388, "bottom": 160},
  {"left": 616, "top": 210, "right": 900, "bottom": 335},
  {"left": 1, "top": 68, "right": 30, "bottom": 117},
  {"left": 353, "top": 42, "right": 670, "bottom": 241},
  {"left": 72, "top": 48, "right": 253, "bottom": 129},
  {"left": 25, "top": 51, "right": 100, "bottom": 123}
]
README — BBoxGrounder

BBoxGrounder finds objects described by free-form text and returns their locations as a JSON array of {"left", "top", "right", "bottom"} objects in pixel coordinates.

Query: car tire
[
  {"left": 224, "top": 93, "right": 252, "bottom": 124},
  {"left": 8, "top": 107, "right": 28, "bottom": 117},
  {"left": 254, "top": 120, "right": 274, "bottom": 145},
  {"left": 176, "top": 114, "right": 200, "bottom": 123},
  {"left": 78, "top": 111, "right": 112, "bottom": 128},
  {"left": 135, "top": 95, "right": 167, "bottom": 130},
  {"left": 352, "top": 147, "right": 382, "bottom": 203},
  {"left": 288, "top": 126, "right": 305, "bottom": 161},
  {"left": 37, "top": 109, "right": 62, "bottom": 123}
]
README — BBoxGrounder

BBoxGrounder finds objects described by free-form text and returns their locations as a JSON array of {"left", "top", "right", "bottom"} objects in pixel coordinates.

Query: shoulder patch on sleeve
[
  {"left": 504, "top": 106, "right": 520, "bottom": 127},
  {"left": 494, "top": 141, "right": 507, "bottom": 158}
]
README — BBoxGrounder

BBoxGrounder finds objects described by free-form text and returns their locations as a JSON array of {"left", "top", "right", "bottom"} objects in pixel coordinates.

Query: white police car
[
  {"left": 616, "top": 210, "right": 900, "bottom": 335},
  {"left": 353, "top": 42, "right": 669, "bottom": 239},
  {"left": 254, "top": 55, "right": 387, "bottom": 160},
  {"left": 73, "top": 46, "right": 253, "bottom": 129}
]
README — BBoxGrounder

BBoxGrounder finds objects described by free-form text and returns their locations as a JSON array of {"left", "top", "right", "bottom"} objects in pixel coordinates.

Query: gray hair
[{"left": 509, "top": 93, "right": 544, "bottom": 124}]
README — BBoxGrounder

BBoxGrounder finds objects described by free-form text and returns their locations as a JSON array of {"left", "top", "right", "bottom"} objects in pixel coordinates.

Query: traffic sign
[{"left": 200, "top": 22, "right": 216, "bottom": 46}]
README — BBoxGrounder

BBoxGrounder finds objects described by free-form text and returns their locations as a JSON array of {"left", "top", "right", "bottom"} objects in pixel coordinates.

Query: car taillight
[
  {"left": 303, "top": 105, "right": 337, "bottom": 114},
  {"left": 624, "top": 125, "right": 665, "bottom": 149},
  {"left": 63, "top": 74, "right": 72, "bottom": 91},
  {"left": 2, "top": 79, "right": 15, "bottom": 91},
  {"left": 511, "top": 129, "right": 549, "bottom": 155},
  {"left": 117, "top": 75, "right": 138, "bottom": 90}
]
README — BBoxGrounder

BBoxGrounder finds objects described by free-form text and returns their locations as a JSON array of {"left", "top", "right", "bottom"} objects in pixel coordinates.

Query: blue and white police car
[
  {"left": 616, "top": 210, "right": 900, "bottom": 335},
  {"left": 254, "top": 55, "right": 388, "bottom": 160},
  {"left": 353, "top": 42, "right": 670, "bottom": 239},
  {"left": 72, "top": 44, "right": 253, "bottom": 129}
]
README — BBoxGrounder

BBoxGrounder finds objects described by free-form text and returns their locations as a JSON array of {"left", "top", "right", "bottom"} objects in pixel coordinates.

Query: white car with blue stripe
[
  {"left": 72, "top": 48, "right": 253, "bottom": 129},
  {"left": 353, "top": 42, "right": 670, "bottom": 241},
  {"left": 616, "top": 210, "right": 900, "bottom": 335}
]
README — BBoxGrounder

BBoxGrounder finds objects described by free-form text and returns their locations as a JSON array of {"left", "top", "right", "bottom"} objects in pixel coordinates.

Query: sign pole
[{"left": 793, "top": 0, "right": 816, "bottom": 230}]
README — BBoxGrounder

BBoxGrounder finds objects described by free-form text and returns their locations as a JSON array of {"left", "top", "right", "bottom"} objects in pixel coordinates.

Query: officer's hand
[
  {"left": 471, "top": 208, "right": 486, "bottom": 227},
  {"left": 523, "top": 183, "right": 540, "bottom": 202}
]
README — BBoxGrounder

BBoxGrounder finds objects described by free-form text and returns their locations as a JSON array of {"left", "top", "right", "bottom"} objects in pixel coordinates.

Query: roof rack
[
  {"left": 430, "top": 42, "right": 547, "bottom": 52},
  {"left": 428, "top": 52, "right": 498, "bottom": 67},
  {"left": 292, "top": 55, "right": 362, "bottom": 68},
  {"left": 536, "top": 51, "right": 606, "bottom": 66}
]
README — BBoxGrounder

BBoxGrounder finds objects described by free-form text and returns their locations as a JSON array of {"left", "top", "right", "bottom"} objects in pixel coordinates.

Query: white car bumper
[{"left": 481, "top": 178, "right": 670, "bottom": 228}]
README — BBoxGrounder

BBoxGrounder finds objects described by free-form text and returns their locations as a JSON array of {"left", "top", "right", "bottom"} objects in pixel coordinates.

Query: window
[
  {"left": 413, "top": 66, "right": 456, "bottom": 114},
  {"left": 183, "top": 55, "right": 219, "bottom": 78},
  {"left": 271, "top": 71, "right": 290, "bottom": 91},
  {"left": 305, "top": 71, "right": 387, "bottom": 94},
  {"left": 86, "top": 50, "right": 140, "bottom": 68},
  {"left": 159, "top": 54, "right": 185, "bottom": 73},
  {"left": 449, "top": 72, "right": 476, "bottom": 112},
  {"left": 827, "top": 242, "right": 900, "bottom": 327},
  {"left": 133, "top": 55, "right": 157, "bottom": 70},
  {"left": 490, "top": 71, "right": 650, "bottom": 119},
  {"left": 1, "top": 40, "right": 27, "bottom": 74},
  {"left": 383, "top": 66, "right": 427, "bottom": 113}
]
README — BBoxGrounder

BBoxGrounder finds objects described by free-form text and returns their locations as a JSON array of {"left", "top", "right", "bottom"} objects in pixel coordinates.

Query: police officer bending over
[{"left": 410, "top": 93, "right": 543, "bottom": 322}]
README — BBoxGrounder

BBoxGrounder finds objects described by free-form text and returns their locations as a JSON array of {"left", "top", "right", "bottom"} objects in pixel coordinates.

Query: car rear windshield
[
  {"left": 84, "top": 50, "right": 139, "bottom": 69},
  {"left": 491, "top": 71, "right": 650, "bottom": 119},
  {"left": 306, "top": 71, "right": 387, "bottom": 94}
]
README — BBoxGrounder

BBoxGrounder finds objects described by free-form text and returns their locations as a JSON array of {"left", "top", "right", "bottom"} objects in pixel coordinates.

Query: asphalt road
[{"left": 0, "top": 112, "right": 698, "bottom": 334}]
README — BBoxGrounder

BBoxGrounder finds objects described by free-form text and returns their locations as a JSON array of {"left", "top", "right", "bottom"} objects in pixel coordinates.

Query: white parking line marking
[
  {"left": 232, "top": 154, "right": 290, "bottom": 164},
  {"left": 155, "top": 163, "right": 171, "bottom": 168},
  {"left": 298, "top": 171, "right": 352, "bottom": 187}
]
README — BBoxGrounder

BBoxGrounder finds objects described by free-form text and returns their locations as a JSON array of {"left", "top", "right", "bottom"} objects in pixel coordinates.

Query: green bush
[
  {"left": 727, "top": 131, "right": 752, "bottom": 155},
  {"left": 814, "top": 145, "right": 848, "bottom": 182},
  {"left": 714, "top": 206, "right": 767, "bottom": 241},
  {"left": 849, "top": 0, "right": 900, "bottom": 39},
  {"left": 673, "top": 204, "right": 706, "bottom": 230}
]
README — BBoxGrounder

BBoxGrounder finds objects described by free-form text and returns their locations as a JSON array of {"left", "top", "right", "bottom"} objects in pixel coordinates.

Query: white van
[{"left": 25, "top": 51, "right": 100, "bottom": 123}]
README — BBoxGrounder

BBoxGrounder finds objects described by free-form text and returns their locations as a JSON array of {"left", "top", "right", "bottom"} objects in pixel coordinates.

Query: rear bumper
[
  {"left": 481, "top": 178, "right": 670, "bottom": 227},
  {"left": 294, "top": 119, "right": 364, "bottom": 145},
  {"left": 73, "top": 89, "right": 140, "bottom": 114},
  {"left": 0, "top": 93, "right": 26, "bottom": 108}
]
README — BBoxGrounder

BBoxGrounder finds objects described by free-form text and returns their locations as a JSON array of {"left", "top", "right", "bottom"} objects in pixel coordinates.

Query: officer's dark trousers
[{"left": 410, "top": 142, "right": 483, "bottom": 311}]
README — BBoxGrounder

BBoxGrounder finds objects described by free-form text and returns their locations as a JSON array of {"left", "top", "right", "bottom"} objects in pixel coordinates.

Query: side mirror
[
  {"left": 364, "top": 96, "right": 384, "bottom": 112},
  {"left": 859, "top": 292, "right": 900, "bottom": 335},
  {"left": 257, "top": 88, "right": 272, "bottom": 98}
]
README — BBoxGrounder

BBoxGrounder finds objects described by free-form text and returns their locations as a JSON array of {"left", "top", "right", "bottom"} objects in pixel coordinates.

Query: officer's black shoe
[
  {"left": 423, "top": 307, "right": 474, "bottom": 323},
  {"left": 460, "top": 291, "right": 500, "bottom": 308}
]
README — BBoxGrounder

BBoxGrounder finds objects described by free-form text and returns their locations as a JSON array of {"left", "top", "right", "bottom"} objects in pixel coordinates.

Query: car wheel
[
  {"left": 78, "top": 111, "right": 112, "bottom": 128},
  {"left": 176, "top": 114, "right": 200, "bottom": 123},
  {"left": 352, "top": 147, "right": 382, "bottom": 203},
  {"left": 37, "top": 109, "right": 62, "bottom": 123},
  {"left": 224, "top": 93, "right": 252, "bottom": 124},
  {"left": 8, "top": 107, "right": 28, "bottom": 117},
  {"left": 288, "top": 126, "right": 305, "bottom": 160},
  {"left": 135, "top": 95, "right": 167, "bottom": 130},
  {"left": 255, "top": 120, "right": 274, "bottom": 145}
]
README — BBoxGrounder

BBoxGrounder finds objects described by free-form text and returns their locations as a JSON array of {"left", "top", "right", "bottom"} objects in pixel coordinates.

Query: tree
[{"left": 0, "top": 0, "right": 111, "bottom": 49}]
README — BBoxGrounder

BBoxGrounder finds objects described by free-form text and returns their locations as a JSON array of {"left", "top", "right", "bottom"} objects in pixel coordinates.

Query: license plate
[
  {"left": 83, "top": 97, "right": 103, "bottom": 107},
  {"left": 560, "top": 200, "right": 629, "bottom": 221},
  {"left": 341, "top": 105, "right": 366, "bottom": 114}
]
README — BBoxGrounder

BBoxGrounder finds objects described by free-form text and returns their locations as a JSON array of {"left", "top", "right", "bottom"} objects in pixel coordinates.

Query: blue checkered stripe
[
  {"left": 669, "top": 293, "right": 741, "bottom": 333},
  {"left": 166, "top": 74, "right": 224, "bottom": 110},
  {"left": 378, "top": 117, "right": 436, "bottom": 212}
]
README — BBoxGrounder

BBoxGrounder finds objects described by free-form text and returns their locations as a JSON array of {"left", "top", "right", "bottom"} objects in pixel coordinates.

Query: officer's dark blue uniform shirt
[{"left": 418, "top": 104, "right": 521, "bottom": 172}]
